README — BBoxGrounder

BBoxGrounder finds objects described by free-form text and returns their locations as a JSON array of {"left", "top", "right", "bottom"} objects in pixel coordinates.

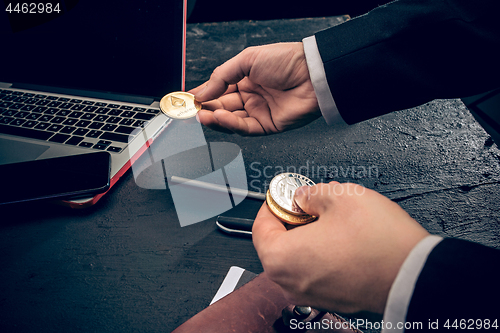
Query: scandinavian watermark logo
[
  {"left": 130, "top": 116, "right": 247, "bottom": 227},
  {"left": 248, "top": 160, "right": 379, "bottom": 193}
]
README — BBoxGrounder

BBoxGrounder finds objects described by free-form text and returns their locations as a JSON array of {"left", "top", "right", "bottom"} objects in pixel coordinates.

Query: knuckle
[{"left": 211, "top": 65, "right": 223, "bottom": 79}]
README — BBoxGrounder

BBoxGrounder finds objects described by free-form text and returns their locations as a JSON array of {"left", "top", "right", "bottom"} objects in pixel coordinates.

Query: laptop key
[
  {"left": 44, "top": 108, "right": 59, "bottom": 115},
  {"left": 47, "top": 101, "right": 62, "bottom": 108},
  {"left": 120, "top": 118, "right": 135, "bottom": 126},
  {"left": 63, "top": 118, "right": 78, "bottom": 125},
  {"left": 11, "top": 119, "right": 26, "bottom": 126},
  {"left": 79, "top": 142, "right": 93, "bottom": 148},
  {"left": 49, "top": 133, "right": 71, "bottom": 143},
  {"left": 51, "top": 116, "right": 66, "bottom": 123},
  {"left": 101, "top": 124, "right": 117, "bottom": 132},
  {"left": 39, "top": 115, "right": 53, "bottom": 122},
  {"left": 88, "top": 122, "right": 104, "bottom": 129},
  {"left": 14, "top": 111, "right": 30, "bottom": 118},
  {"left": 0, "top": 117, "right": 14, "bottom": 124},
  {"left": 73, "top": 128, "right": 89, "bottom": 136},
  {"left": 76, "top": 120, "right": 91, "bottom": 127},
  {"left": 33, "top": 106, "right": 47, "bottom": 113},
  {"left": 133, "top": 120, "right": 147, "bottom": 127},
  {"left": 107, "top": 116, "right": 121, "bottom": 124},
  {"left": 61, "top": 126, "right": 76, "bottom": 134},
  {"left": 0, "top": 102, "right": 14, "bottom": 108},
  {"left": 86, "top": 130, "right": 102, "bottom": 138},
  {"left": 66, "top": 136, "right": 84, "bottom": 146},
  {"left": 115, "top": 125, "right": 137, "bottom": 135},
  {"left": 95, "top": 115, "right": 108, "bottom": 122},
  {"left": 108, "top": 109, "right": 122, "bottom": 116},
  {"left": 20, "top": 105, "right": 36, "bottom": 112},
  {"left": 98, "top": 140, "right": 111, "bottom": 146},
  {"left": 1, "top": 96, "right": 15, "bottom": 102},
  {"left": 71, "top": 105, "right": 85, "bottom": 111},
  {"left": 134, "top": 112, "right": 155, "bottom": 120},
  {"left": 47, "top": 124, "right": 64, "bottom": 132},
  {"left": 81, "top": 113, "right": 96, "bottom": 120},
  {"left": 10, "top": 103, "right": 24, "bottom": 109},
  {"left": 35, "top": 100, "right": 50, "bottom": 106},
  {"left": 107, "top": 146, "right": 123, "bottom": 153},
  {"left": 24, "top": 98, "right": 39, "bottom": 104},
  {"left": 0, "top": 124, "right": 53, "bottom": 140},
  {"left": 95, "top": 107, "right": 109, "bottom": 114},
  {"left": 69, "top": 111, "right": 84, "bottom": 118},
  {"left": 93, "top": 143, "right": 108, "bottom": 150},
  {"left": 121, "top": 111, "right": 135, "bottom": 118},
  {"left": 13, "top": 96, "right": 29, "bottom": 103},
  {"left": 56, "top": 109, "right": 71, "bottom": 116},
  {"left": 26, "top": 113, "right": 42, "bottom": 120},
  {"left": 35, "top": 122, "right": 50, "bottom": 130},
  {"left": 59, "top": 103, "right": 74, "bottom": 109},
  {"left": 22, "top": 120, "right": 38, "bottom": 128},
  {"left": 83, "top": 106, "right": 98, "bottom": 112},
  {"left": 3, "top": 110, "right": 18, "bottom": 117},
  {"left": 100, "top": 132, "right": 129, "bottom": 143}
]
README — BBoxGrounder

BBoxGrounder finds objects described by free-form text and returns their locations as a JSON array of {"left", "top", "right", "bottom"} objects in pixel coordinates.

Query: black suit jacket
[
  {"left": 405, "top": 238, "right": 500, "bottom": 331},
  {"left": 314, "top": 0, "right": 500, "bottom": 124},
  {"left": 315, "top": 2, "right": 500, "bottom": 328}
]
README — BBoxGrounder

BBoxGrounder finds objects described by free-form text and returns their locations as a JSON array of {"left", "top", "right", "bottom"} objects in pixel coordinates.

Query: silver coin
[{"left": 269, "top": 173, "right": 315, "bottom": 215}]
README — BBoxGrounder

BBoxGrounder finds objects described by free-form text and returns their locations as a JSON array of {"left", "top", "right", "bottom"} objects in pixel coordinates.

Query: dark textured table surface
[{"left": 1, "top": 17, "right": 500, "bottom": 333}]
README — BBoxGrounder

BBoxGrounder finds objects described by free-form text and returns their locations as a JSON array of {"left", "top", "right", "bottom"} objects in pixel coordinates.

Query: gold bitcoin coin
[
  {"left": 160, "top": 92, "right": 201, "bottom": 119},
  {"left": 269, "top": 173, "right": 315, "bottom": 216},
  {"left": 266, "top": 190, "right": 316, "bottom": 225}
]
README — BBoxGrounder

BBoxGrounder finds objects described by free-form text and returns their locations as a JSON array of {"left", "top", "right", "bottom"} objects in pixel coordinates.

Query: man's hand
[
  {"left": 252, "top": 182, "right": 429, "bottom": 314},
  {"left": 190, "top": 43, "right": 321, "bottom": 136}
]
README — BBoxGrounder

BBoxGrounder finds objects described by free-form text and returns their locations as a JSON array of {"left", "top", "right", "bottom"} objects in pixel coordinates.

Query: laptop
[{"left": 0, "top": 0, "right": 186, "bottom": 207}]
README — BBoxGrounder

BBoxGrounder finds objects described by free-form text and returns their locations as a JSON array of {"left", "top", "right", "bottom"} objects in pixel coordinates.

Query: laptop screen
[{"left": 0, "top": 0, "right": 185, "bottom": 99}]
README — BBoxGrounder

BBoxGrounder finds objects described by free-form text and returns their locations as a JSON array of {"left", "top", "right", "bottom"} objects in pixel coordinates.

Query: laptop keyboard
[{"left": 0, "top": 89, "right": 161, "bottom": 153}]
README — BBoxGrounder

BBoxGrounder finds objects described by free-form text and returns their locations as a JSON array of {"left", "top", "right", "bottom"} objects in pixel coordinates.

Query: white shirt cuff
[
  {"left": 381, "top": 235, "right": 443, "bottom": 332},
  {"left": 302, "top": 35, "right": 347, "bottom": 126}
]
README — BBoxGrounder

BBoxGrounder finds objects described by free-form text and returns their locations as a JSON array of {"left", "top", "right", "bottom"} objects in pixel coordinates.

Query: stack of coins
[
  {"left": 160, "top": 92, "right": 201, "bottom": 119},
  {"left": 266, "top": 173, "right": 316, "bottom": 225}
]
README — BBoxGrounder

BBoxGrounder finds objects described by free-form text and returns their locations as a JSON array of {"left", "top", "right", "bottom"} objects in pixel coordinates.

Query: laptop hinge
[{"left": 12, "top": 83, "right": 155, "bottom": 105}]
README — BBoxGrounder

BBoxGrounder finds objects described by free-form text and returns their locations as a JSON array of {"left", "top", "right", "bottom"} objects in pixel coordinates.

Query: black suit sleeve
[
  {"left": 404, "top": 238, "right": 500, "bottom": 332},
  {"left": 314, "top": 0, "right": 500, "bottom": 124}
]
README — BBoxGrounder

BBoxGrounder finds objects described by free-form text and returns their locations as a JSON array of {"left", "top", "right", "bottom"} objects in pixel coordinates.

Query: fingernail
[
  {"left": 213, "top": 110, "right": 221, "bottom": 122},
  {"left": 195, "top": 84, "right": 208, "bottom": 100},
  {"left": 294, "top": 186, "right": 307, "bottom": 202}
]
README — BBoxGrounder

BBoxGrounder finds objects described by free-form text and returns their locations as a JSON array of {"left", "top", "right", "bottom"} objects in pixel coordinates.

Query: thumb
[
  {"left": 293, "top": 183, "right": 336, "bottom": 217},
  {"left": 195, "top": 48, "right": 255, "bottom": 102}
]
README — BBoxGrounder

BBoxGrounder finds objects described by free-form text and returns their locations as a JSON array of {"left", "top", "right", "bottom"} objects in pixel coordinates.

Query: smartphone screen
[{"left": 0, "top": 151, "right": 111, "bottom": 205}]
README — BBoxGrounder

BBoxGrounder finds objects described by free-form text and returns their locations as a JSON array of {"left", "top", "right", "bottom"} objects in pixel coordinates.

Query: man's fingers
[
  {"left": 200, "top": 92, "right": 245, "bottom": 112},
  {"left": 195, "top": 49, "right": 255, "bottom": 102},
  {"left": 196, "top": 110, "right": 234, "bottom": 134},
  {"left": 252, "top": 203, "right": 287, "bottom": 254},
  {"left": 293, "top": 184, "right": 335, "bottom": 217},
  {"left": 189, "top": 83, "right": 207, "bottom": 96}
]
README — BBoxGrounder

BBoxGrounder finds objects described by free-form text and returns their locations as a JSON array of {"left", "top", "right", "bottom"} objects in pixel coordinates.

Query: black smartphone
[{"left": 0, "top": 151, "right": 111, "bottom": 205}]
